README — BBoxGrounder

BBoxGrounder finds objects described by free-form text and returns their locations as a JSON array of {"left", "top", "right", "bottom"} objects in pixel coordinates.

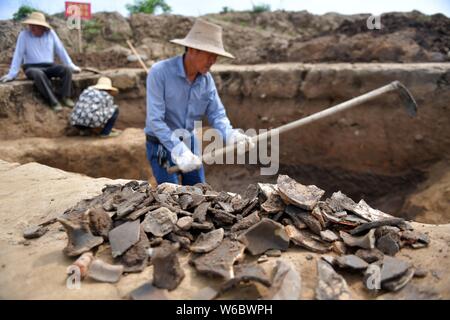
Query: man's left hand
[
  {"left": 72, "top": 66, "right": 81, "bottom": 73},
  {"left": 227, "top": 130, "right": 255, "bottom": 152}
]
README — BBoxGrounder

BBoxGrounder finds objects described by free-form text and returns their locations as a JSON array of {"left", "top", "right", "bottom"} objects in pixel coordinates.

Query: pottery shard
[
  {"left": 109, "top": 220, "right": 141, "bottom": 258},
  {"left": 376, "top": 233, "right": 400, "bottom": 256},
  {"left": 23, "top": 225, "right": 48, "bottom": 239},
  {"left": 179, "top": 194, "right": 194, "bottom": 210},
  {"left": 316, "top": 260, "right": 352, "bottom": 300},
  {"left": 285, "top": 225, "right": 331, "bottom": 254},
  {"left": 87, "top": 259, "right": 124, "bottom": 283},
  {"left": 380, "top": 256, "right": 412, "bottom": 283},
  {"left": 193, "top": 202, "right": 210, "bottom": 223},
  {"left": 142, "top": 207, "right": 177, "bottom": 237},
  {"left": 350, "top": 218, "right": 405, "bottom": 235},
  {"left": 277, "top": 175, "right": 325, "bottom": 210},
  {"left": 120, "top": 227, "right": 150, "bottom": 273},
  {"left": 326, "top": 191, "right": 357, "bottom": 213},
  {"left": 230, "top": 211, "right": 261, "bottom": 233},
  {"left": 238, "top": 218, "right": 290, "bottom": 255},
  {"left": 340, "top": 229, "right": 376, "bottom": 250},
  {"left": 88, "top": 207, "right": 113, "bottom": 240},
  {"left": 336, "top": 255, "right": 369, "bottom": 271},
  {"left": 382, "top": 268, "right": 415, "bottom": 292},
  {"left": 264, "top": 259, "right": 302, "bottom": 300},
  {"left": 320, "top": 230, "right": 339, "bottom": 242},
  {"left": 221, "top": 263, "right": 272, "bottom": 292},
  {"left": 177, "top": 216, "right": 193, "bottom": 231},
  {"left": 152, "top": 241, "right": 185, "bottom": 291},
  {"left": 130, "top": 282, "right": 169, "bottom": 300},
  {"left": 192, "top": 239, "right": 246, "bottom": 279},
  {"left": 116, "top": 192, "right": 147, "bottom": 218},
  {"left": 285, "top": 205, "right": 323, "bottom": 235},
  {"left": 190, "top": 228, "right": 224, "bottom": 253},
  {"left": 355, "top": 248, "right": 384, "bottom": 263},
  {"left": 352, "top": 200, "right": 393, "bottom": 222}
]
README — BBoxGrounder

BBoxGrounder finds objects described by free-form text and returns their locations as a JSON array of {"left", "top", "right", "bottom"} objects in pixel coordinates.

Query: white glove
[
  {"left": 0, "top": 75, "right": 14, "bottom": 83},
  {"left": 171, "top": 142, "right": 202, "bottom": 173},
  {"left": 72, "top": 66, "right": 81, "bottom": 73},
  {"left": 227, "top": 130, "right": 255, "bottom": 152}
]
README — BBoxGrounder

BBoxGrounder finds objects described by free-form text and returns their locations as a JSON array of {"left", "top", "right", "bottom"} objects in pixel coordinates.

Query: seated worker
[
  {"left": 69, "top": 77, "right": 121, "bottom": 138},
  {"left": 145, "top": 19, "right": 253, "bottom": 186},
  {"left": 0, "top": 12, "right": 81, "bottom": 111}
]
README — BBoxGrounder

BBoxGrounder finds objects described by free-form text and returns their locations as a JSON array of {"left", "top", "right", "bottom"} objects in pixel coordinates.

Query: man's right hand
[
  {"left": 171, "top": 142, "right": 202, "bottom": 173},
  {"left": 0, "top": 75, "right": 14, "bottom": 83}
]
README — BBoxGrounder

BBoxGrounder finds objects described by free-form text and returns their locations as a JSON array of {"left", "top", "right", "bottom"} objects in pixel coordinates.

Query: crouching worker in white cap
[
  {"left": 145, "top": 19, "right": 254, "bottom": 186},
  {"left": 69, "top": 77, "right": 121, "bottom": 138}
]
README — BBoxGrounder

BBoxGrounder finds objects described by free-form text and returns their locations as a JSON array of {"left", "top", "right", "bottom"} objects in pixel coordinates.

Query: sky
[{"left": 0, "top": 0, "right": 449, "bottom": 20}]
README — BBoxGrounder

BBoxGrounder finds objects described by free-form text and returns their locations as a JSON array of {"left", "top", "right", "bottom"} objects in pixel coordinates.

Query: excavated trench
[{"left": 0, "top": 63, "right": 449, "bottom": 224}]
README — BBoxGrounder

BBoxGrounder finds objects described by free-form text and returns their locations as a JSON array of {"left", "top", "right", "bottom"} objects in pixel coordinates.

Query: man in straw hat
[
  {"left": 69, "top": 77, "right": 121, "bottom": 138},
  {"left": 145, "top": 19, "right": 253, "bottom": 185},
  {"left": 0, "top": 12, "right": 81, "bottom": 112}
]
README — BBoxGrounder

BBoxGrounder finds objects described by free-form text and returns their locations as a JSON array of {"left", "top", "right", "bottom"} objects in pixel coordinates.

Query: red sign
[{"left": 65, "top": 2, "right": 91, "bottom": 20}]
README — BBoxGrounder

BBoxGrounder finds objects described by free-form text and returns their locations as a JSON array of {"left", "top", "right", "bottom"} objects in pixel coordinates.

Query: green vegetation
[
  {"left": 251, "top": 3, "right": 271, "bottom": 13},
  {"left": 126, "top": 0, "right": 171, "bottom": 15},
  {"left": 83, "top": 19, "right": 102, "bottom": 41},
  {"left": 12, "top": 5, "right": 40, "bottom": 21},
  {"left": 220, "top": 6, "right": 234, "bottom": 14}
]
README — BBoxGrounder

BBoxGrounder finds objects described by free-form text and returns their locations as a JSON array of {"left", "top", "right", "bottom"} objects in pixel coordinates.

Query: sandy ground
[{"left": 0, "top": 160, "right": 449, "bottom": 300}]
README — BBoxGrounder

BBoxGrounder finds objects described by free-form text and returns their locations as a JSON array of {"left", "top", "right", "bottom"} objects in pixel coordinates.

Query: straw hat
[
  {"left": 170, "top": 19, "right": 234, "bottom": 59},
  {"left": 22, "top": 12, "right": 51, "bottom": 29},
  {"left": 91, "top": 77, "right": 118, "bottom": 92}
]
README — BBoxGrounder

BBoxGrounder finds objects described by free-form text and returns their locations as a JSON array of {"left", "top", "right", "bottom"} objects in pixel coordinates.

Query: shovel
[{"left": 167, "top": 80, "right": 418, "bottom": 174}]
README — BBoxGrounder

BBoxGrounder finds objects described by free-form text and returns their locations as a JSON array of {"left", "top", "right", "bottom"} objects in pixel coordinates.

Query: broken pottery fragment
[
  {"left": 208, "top": 207, "right": 236, "bottom": 225},
  {"left": 23, "top": 225, "right": 48, "bottom": 239},
  {"left": 88, "top": 259, "right": 124, "bottom": 283},
  {"left": 352, "top": 200, "right": 393, "bottom": 222},
  {"left": 316, "top": 260, "right": 352, "bottom": 300},
  {"left": 192, "top": 239, "right": 245, "bottom": 279},
  {"left": 243, "top": 184, "right": 259, "bottom": 202},
  {"left": 320, "top": 230, "right": 339, "bottom": 242},
  {"left": 179, "top": 194, "right": 193, "bottom": 210},
  {"left": 68, "top": 252, "right": 94, "bottom": 279},
  {"left": 109, "top": 220, "right": 141, "bottom": 258},
  {"left": 220, "top": 263, "right": 272, "bottom": 293},
  {"left": 218, "top": 201, "right": 234, "bottom": 213},
  {"left": 376, "top": 233, "right": 400, "bottom": 256},
  {"left": 88, "top": 207, "right": 113, "bottom": 240},
  {"left": 167, "top": 233, "right": 191, "bottom": 249},
  {"left": 332, "top": 241, "right": 347, "bottom": 255},
  {"left": 382, "top": 267, "right": 415, "bottom": 292},
  {"left": 350, "top": 218, "right": 405, "bottom": 235},
  {"left": 190, "top": 228, "right": 224, "bottom": 253},
  {"left": 193, "top": 202, "right": 210, "bottom": 223},
  {"left": 241, "top": 199, "right": 259, "bottom": 217},
  {"left": 285, "top": 225, "right": 331, "bottom": 253},
  {"left": 335, "top": 255, "right": 369, "bottom": 271},
  {"left": 326, "top": 191, "right": 357, "bottom": 213},
  {"left": 116, "top": 192, "right": 146, "bottom": 218},
  {"left": 285, "top": 205, "right": 322, "bottom": 235},
  {"left": 152, "top": 241, "right": 185, "bottom": 290},
  {"left": 127, "top": 205, "right": 158, "bottom": 221},
  {"left": 142, "top": 207, "right": 177, "bottom": 237},
  {"left": 355, "top": 248, "right": 384, "bottom": 263},
  {"left": 177, "top": 216, "right": 193, "bottom": 231},
  {"left": 130, "top": 282, "right": 169, "bottom": 300},
  {"left": 238, "top": 218, "right": 290, "bottom": 255},
  {"left": 400, "top": 230, "right": 430, "bottom": 247},
  {"left": 321, "top": 255, "right": 337, "bottom": 266},
  {"left": 340, "top": 229, "right": 375, "bottom": 250},
  {"left": 230, "top": 211, "right": 261, "bottom": 233},
  {"left": 380, "top": 256, "right": 412, "bottom": 283},
  {"left": 58, "top": 214, "right": 104, "bottom": 257},
  {"left": 265, "top": 249, "right": 282, "bottom": 257},
  {"left": 191, "top": 221, "right": 214, "bottom": 231},
  {"left": 120, "top": 227, "right": 149, "bottom": 273},
  {"left": 258, "top": 255, "right": 269, "bottom": 263},
  {"left": 277, "top": 175, "right": 325, "bottom": 210},
  {"left": 264, "top": 259, "right": 302, "bottom": 300}
]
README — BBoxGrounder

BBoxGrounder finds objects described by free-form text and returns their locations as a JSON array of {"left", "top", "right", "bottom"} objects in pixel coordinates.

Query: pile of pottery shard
[{"left": 57, "top": 174, "right": 430, "bottom": 300}]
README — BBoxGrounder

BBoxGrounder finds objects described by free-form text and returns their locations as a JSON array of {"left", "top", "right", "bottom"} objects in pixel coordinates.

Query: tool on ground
[
  {"left": 167, "top": 80, "right": 418, "bottom": 174},
  {"left": 126, "top": 40, "right": 148, "bottom": 73}
]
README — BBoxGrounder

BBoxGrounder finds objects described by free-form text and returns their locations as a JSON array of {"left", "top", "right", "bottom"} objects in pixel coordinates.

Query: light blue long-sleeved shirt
[
  {"left": 145, "top": 55, "right": 234, "bottom": 152},
  {"left": 7, "top": 29, "right": 76, "bottom": 79}
]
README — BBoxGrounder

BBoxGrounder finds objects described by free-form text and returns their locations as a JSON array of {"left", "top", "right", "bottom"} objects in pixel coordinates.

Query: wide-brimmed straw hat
[
  {"left": 170, "top": 19, "right": 234, "bottom": 59},
  {"left": 22, "top": 12, "right": 52, "bottom": 29},
  {"left": 90, "top": 77, "right": 118, "bottom": 92}
]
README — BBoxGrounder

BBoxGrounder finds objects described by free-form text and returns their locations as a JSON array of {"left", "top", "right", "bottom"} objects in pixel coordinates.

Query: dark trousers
[{"left": 23, "top": 63, "right": 72, "bottom": 106}]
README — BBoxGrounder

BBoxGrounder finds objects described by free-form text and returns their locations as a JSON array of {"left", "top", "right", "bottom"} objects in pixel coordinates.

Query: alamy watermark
[
  {"left": 171, "top": 121, "right": 280, "bottom": 175},
  {"left": 367, "top": 15, "right": 382, "bottom": 30}
]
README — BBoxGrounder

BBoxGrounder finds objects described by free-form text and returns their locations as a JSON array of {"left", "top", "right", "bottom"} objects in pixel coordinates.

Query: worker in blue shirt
[
  {"left": 0, "top": 12, "right": 81, "bottom": 112},
  {"left": 145, "top": 19, "right": 253, "bottom": 186}
]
